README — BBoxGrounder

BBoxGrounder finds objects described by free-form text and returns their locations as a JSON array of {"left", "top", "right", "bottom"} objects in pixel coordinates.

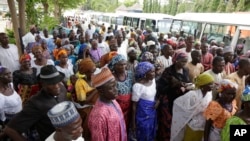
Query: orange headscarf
[
  {"left": 19, "top": 53, "right": 31, "bottom": 63},
  {"left": 55, "top": 49, "right": 68, "bottom": 60},
  {"left": 78, "top": 58, "right": 96, "bottom": 73}
]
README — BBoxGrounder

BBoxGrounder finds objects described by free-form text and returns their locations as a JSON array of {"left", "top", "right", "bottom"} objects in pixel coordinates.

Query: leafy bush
[{"left": 5, "top": 29, "right": 16, "bottom": 44}]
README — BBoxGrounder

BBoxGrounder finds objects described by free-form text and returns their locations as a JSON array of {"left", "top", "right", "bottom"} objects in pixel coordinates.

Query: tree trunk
[
  {"left": 7, "top": 0, "right": 22, "bottom": 56},
  {"left": 18, "top": 0, "right": 26, "bottom": 36}
]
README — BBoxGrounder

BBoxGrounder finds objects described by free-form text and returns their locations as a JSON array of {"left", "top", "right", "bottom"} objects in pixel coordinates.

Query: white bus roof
[
  {"left": 123, "top": 13, "right": 173, "bottom": 20},
  {"left": 174, "top": 12, "right": 250, "bottom": 26}
]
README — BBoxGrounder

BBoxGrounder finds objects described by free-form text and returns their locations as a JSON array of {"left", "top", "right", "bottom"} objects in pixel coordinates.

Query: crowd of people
[{"left": 0, "top": 20, "right": 250, "bottom": 141}]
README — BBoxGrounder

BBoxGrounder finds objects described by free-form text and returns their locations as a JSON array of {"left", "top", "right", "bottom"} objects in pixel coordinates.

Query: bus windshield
[
  {"left": 203, "top": 24, "right": 228, "bottom": 44},
  {"left": 158, "top": 19, "right": 172, "bottom": 33},
  {"left": 171, "top": 20, "right": 182, "bottom": 33}
]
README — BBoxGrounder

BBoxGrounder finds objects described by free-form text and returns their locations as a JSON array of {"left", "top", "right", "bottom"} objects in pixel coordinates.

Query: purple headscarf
[{"left": 135, "top": 62, "right": 154, "bottom": 80}]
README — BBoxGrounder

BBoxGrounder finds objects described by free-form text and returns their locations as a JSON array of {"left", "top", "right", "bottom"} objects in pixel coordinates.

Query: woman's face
[
  {"left": 59, "top": 54, "right": 68, "bottom": 64},
  {"left": 145, "top": 68, "right": 155, "bottom": 80},
  {"left": 175, "top": 57, "right": 188, "bottom": 69},
  {"left": 221, "top": 88, "right": 236, "bottom": 103},
  {"left": 33, "top": 48, "right": 43, "bottom": 59},
  {"left": 0, "top": 68, "right": 12, "bottom": 83},
  {"left": 114, "top": 60, "right": 127, "bottom": 73},
  {"left": 84, "top": 66, "right": 96, "bottom": 79},
  {"left": 21, "top": 59, "right": 31, "bottom": 69}
]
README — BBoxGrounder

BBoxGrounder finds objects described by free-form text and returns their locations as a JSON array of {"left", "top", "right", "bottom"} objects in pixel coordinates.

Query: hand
[{"left": 154, "top": 100, "right": 160, "bottom": 109}]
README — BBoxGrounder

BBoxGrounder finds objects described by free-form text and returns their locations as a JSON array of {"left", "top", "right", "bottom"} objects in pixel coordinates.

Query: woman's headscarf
[
  {"left": 172, "top": 50, "right": 188, "bottom": 63},
  {"left": 242, "top": 85, "right": 250, "bottom": 102},
  {"left": 135, "top": 62, "right": 154, "bottom": 80},
  {"left": 194, "top": 73, "right": 214, "bottom": 88},
  {"left": 108, "top": 54, "right": 126, "bottom": 72},
  {"left": 140, "top": 51, "right": 154, "bottom": 62},
  {"left": 19, "top": 54, "right": 31, "bottom": 63},
  {"left": 55, "top": 49, "right": 68, "bottom": 60},
  {"left": 78, "top": 58, "right": 96, "bottom": 73},
  {"left": 217, "top": 79, "right": 238, "bottom": 93}
]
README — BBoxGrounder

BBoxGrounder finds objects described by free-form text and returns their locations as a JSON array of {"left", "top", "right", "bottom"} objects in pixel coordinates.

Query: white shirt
[
  {"left": 132, "top": 79, "right": 156, "bottom": 102},
  {"left": 117, "top": 40, "right": 128, "bottom": 61},
  {"left": 98, "top": 42, "right": 110, "bottom": 55},
  {"left": 157, "top": 55, "right": 172, "bottom": 69},
  {"left": 31, "top": 59, "right": 55, "bottom": 75},
  {"left": 46, "top": 132, "right": 84, "bottom": 141},
  {"left": 22, "top": 32, "right": 35, "bottom": 48},
  {"left": 204, "top": 69, "right": 224, "bottom": 84},
  {"left": 0, "top": 44, "right": 20, "bottom": 73},
  {"left": 85, "top": 29, "right": 95, "bottom": 39},
  {"left": 56, "top": 63, "right": 74, "bottom": 82},
  {"left": 0, "top": 83, "right": 22, "bottom": 121}
]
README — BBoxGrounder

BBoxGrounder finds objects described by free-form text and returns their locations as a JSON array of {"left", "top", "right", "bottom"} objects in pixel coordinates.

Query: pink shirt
[
  {"left": 88, "top": 99, "right": 127, "bottom": 141},
  {"left": 201, "top": 53, "right": 213, "bottom": 71}
]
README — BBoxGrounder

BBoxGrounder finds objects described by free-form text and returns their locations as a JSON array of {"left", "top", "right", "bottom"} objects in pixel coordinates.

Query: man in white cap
[
  {"left": 46, "top": 101, "right": 84, "bottom": 141},
  {"left": 4, "top": 65, "right": 68, "bottom": 141}
]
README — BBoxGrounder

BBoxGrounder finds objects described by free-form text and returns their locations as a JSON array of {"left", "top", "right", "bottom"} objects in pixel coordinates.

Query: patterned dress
[
  {"left": 115, "top": 70, "right": 134, "bottom": 129},
  {"left": 13, "top": 68, "right": 39, "bottom": 104}
]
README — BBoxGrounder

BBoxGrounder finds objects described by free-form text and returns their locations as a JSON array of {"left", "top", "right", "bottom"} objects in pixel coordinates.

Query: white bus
[
  {"left": 170, "top": 12, "right": 250, "bottom": 50},
  {"left": 123, "top": 13, "right": 174, "bottom": 34}
]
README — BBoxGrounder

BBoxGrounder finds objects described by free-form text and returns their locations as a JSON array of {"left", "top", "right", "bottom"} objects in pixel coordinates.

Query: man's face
[
  {"left": 213, "top": 61, "right": 225, "bottom": 74},
  {"left": 101, "top": 79, "right": 118, "bottom": 100},
  {"left": 0, "top": 34, "right": 9, "bottom": 45},
  {"left": 43, "top": 82, "right": 61, "bottom": 96}
]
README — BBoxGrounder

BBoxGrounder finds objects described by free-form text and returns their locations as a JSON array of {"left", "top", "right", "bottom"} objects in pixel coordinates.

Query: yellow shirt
[{"left": 75, "top": 78, "right": 94, "bottom": 102}]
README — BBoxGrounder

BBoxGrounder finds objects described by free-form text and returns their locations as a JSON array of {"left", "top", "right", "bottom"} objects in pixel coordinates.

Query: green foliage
[
  {"left": 235, "top": 0, "right": 245, "bottom": 11},
  {"left": 226, "top": 0, "right": 235, "bottom": 12},
  {"left": 25, "top": 0, "right": 41, "bottom": 26},
  {"left": 217, "top": 0, "right": 226, "bottom": 12},
  {"left": 89, "top": 0, "right": 117, "bottom": 12},
  {"left": 5, "top": 29, "right": 15, "bottom": 44},
  {"left": 177, "top": 3, "right": 186, "bottom": 14},
  {"left": 39, "top": 15, "right": 59, "bottom": 31},
  {"left": 192, "top": 0, "right": 202, "bottom": 12},
  {"left": 170, "top": 0, "right": 177, "bottom": 15},
  {"left": 124, "top": 0, "right": 137, "bottom": 7},
  {"left": 4, "top": 12, "right": 11, "bottom": 18},
  {"left": 207, "top": 0, "right": 220, "bottom": 12}
]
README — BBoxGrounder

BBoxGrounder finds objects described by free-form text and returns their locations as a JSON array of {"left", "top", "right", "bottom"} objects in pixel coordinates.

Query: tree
[
  {"left": 89, "top": 0, "right": 117, "bottom": 12},
  {"left": 124, "top": 0, "right": 137, "bottom": 7},
  {"left": 207, "top": 0, "right": 219, "bottom": 12},
  {"left": 7, "top": 0, "right": 22, "bottom": 56},
  {"left": 201, "top": 0, "right": 209, "bottom": 12},
  {"left": 17, "top": 0, "right": 26, "bottom": 36},
  {"left": 217, "top": 0, "right": 226, "bottom": 12},
  {"left": 143, "top": 0, "right": 149, "bottom": 12},
  {"left": 235, "top": 0, "right": 245, "bottom": 11},
  {"left": 192, "top": 0, "right": 201, "bottom": 12},
  {"left": 177, "top": 3, "right": 186, "bottom": 14},
  {"left": 226, "top": 0, "right": 236, "bottom": 12}
]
